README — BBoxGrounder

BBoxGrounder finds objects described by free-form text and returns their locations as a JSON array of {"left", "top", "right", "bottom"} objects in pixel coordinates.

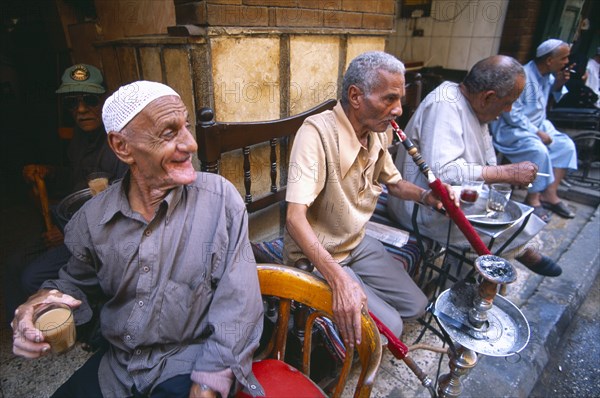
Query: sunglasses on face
[{"left": 62, "top": 94, "right": 101, "bottom": 110}]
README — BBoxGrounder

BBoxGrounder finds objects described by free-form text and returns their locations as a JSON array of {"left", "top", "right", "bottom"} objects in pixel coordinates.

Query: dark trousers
[
  {"left": 51, "top": 349, "right": 193, "bottom": 398},
  {"left": 2, "top": 204, "right": 69, "bottom": 325},
  {"left": 21, "top": 244, "right": 71, "bottom": 293}
]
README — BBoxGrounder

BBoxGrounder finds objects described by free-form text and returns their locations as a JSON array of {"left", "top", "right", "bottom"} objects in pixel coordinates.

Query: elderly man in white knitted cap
[
  {"left": 11, "top": 81, "right": 264, "bottom": 398},
  {"left": 491, "top": 39, "right": 578, "bottom": 220}
]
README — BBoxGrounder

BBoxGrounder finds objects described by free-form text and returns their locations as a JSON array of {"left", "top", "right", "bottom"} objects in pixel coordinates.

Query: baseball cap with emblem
[{"left": 56, "top": 64, "right": 106, "bottom": 94}]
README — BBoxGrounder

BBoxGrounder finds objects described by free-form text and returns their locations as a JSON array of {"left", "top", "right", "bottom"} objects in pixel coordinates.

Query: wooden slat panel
[
  {"left": 197, "top": 99, "right": 336, "bottom": 214},
  {"left": 68, "top": 22, "right": 102, "bottom": 67},
  {"left": 138, "top": 47, "right": 163, "bottom": 82},
  {"left": 95, "top": 0, "right": 175, "bottom": 41},
  {"left": 115, "top": 47, "right": 139, "bottom": 84},
  {"left": 164, "top": 47, "right": 196, "bottom": 134},
  {"left": 98, "top": 46, "right": 121, "bottom": 93}
]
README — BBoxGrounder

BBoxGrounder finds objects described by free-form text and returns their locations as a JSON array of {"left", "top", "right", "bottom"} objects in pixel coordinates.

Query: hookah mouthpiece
[{"left": 389, "top": 120, "right": 432, "bottom": 180}]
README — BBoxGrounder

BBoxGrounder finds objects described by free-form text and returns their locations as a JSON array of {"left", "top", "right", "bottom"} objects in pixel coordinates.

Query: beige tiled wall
[
  {"left": 211, "top": 37, "right": 281, "bottom": 122},
  {"left": 346, "top": 36, "right": 387, "bottom": 70},
  {"left": 289, "top": 36, "right": 340, "bottom": 114},
  {"left": 210, "top": 36, "right": 282, "bottom": 206},
  {"left": 388, "top": 0, "right": 509, "bottom": 70},
  {"left": 97, "top": 32, "right": 391, "bottom": 241}
]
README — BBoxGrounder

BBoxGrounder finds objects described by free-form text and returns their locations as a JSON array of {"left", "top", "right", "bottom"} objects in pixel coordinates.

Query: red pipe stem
[
  {"left": 428, "top": 179, "right": 491, "bottom": 256},
  {"left": 369, "top": 311, "right": 409, "bottom": 359}
]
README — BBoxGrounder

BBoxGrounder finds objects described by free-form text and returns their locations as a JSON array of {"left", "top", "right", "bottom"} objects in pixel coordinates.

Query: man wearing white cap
[
  {"left": 11, "top": 81, "right": 264, "bottom": 398},
  {"left": 491, "top": 39, "right": 578, "bottom": 219}
]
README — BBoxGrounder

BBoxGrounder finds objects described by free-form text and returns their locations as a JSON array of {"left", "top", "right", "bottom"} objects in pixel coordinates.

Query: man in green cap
[{"left": 4, "top": 64, "right": 127, "bottom": 324}]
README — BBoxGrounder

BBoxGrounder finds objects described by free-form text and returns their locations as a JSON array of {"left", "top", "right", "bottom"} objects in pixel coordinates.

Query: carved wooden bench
[
  {"left": 197, "top": 100, "right": 337, "bottom": 212},
  {"left": 196, "top": 99, "right": 424, "bottom": 275}
]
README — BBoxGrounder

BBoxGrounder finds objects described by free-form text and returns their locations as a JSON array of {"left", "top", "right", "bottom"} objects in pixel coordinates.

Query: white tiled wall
[{"left": 388, "top": 0, "right": 509, "bottom": 70}]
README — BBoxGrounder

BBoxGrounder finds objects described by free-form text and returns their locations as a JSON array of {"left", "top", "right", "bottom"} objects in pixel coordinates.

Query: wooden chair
[
  {"left": 236, "top": 264, "right": 382, "bottom": 398},
  {"left": 23, "top": 165, "right": 56, "bottom": 233},
  {"left": 197, "top": 99, "right": 337, "bottom": 213}
]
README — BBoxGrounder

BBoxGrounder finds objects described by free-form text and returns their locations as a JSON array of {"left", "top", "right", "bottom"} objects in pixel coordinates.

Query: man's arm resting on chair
[{"left": 286, "top": 203, "right": 366, "bottom": 348}]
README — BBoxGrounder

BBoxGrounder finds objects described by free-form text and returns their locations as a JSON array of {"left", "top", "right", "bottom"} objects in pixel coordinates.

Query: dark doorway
[{"left": 1, "top": 0, "right": 71, "bottom": 206}]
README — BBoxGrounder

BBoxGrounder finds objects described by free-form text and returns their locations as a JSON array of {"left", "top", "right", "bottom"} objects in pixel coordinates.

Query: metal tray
[
  {"left": 434, "top": 284, "right": 530, "bottom": 357},
  {"left": 462, "top": 198, "right": 523, "bottom": 227},
  {"left": 56, "top": 188, "right": 93, "bottom": 226}
]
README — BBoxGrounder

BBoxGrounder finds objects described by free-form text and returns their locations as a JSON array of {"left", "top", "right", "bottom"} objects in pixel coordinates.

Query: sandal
[
  {"left": 541, "top": 200, "right": 575, "bottom": 219},
  {"left": 532, "top": 205, "right": 552, "bottom": 223}
]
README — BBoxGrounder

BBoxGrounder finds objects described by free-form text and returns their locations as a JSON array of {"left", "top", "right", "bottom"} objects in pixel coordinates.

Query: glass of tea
[
  {"left": 460, "top": 179, "right": 484, "bottom": 204},
  {"left": 86, "top": 172, "right": 110, "bottom": 196},
  {"left": 33, "top": 303, "right": 76, "bottom": 355},
  {"left": 486, "top": 183, "right": 512, "bottom": 213}
]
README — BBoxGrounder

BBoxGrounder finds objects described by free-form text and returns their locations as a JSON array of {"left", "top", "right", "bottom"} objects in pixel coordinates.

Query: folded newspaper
[{"left": 365, "top": 221, "right": 410, "bottom": 247}]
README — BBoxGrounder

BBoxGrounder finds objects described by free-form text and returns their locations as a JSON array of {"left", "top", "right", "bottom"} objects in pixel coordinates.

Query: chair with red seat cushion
[
  {"left": 237, "top": 359, "right": 326, "bottom": 397},
  {"left": 236, "top": 264, "right": 382, "bottom": 398}
]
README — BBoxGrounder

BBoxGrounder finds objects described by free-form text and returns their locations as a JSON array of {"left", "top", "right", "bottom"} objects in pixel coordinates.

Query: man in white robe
[
  {"left": 585, "top": 47, "right": 600, "bottom": 108},
  {"left": 388, "top": 55, "right": 562, "bottom": 277},
  {"left": 491, "top": 39, "right": 578, "bottom": 219}
]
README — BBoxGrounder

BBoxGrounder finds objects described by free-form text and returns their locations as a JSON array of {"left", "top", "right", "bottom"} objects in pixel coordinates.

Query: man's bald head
[{"left": 462, "top": 55, "right": 525, "bottom": 98}]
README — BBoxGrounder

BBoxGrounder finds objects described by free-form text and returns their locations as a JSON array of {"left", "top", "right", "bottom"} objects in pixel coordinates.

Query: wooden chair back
[
  {"left": 256, "top": 263, "right": 382, "bottom": 398},
  {"left": 196, "top": 100, "right": 337, "bottom": 213}
]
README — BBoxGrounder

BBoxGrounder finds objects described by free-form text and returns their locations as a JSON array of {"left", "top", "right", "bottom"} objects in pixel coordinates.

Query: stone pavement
[
  {"left": 460, "top": 204, "right": 600, "bottom": 397},
  {"left": 530, "top": 265, "right": 600, "bottom": 397},
  {"left": 348, "top": 193, "right": 599, "bottom": 398},
  {"left": 0, "top": 193, "right": 598, "bottom": 397}
]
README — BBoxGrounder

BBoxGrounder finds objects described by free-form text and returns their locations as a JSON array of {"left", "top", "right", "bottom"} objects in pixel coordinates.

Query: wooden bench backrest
[
  {"left": 195, "top": 71, "right": 422, "bottom": 213},
  {"left": 196, "top": 99, "right": 337, "bottom": 213}
]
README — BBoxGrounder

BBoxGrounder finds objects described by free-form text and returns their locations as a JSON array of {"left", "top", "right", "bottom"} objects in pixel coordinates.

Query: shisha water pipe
[
  {"left": 372, "top": 121, "right": 530, "bottom": 398},
  {"left": 364, "top": 121, "right": 505, "bottom": 397},
  {"left": 368, "top": 121, "right": 495, "bottom": 348}
]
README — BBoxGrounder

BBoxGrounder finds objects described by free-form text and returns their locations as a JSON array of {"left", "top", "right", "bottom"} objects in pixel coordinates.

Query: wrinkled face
[
  {"left": 62, "top": 93, "right": 104, "bottom": 132},
  {"left": 355, "top": 70, "right": 405, "bottom": 133},
  {"left": 123, "top": 96, "right": 198, "bottom": 189},
  {"left": 478, "top": 74, "right": 526, "bottom": 123},
  {"left": 548, "top": 44, "right": 570, "bottom": 73}
]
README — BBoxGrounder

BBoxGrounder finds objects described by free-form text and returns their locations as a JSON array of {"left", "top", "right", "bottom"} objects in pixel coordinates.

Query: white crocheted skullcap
[
  {"left": 102, "top": 80, "right": 180, "bottom": 133},
  {"left": 536, "top": 39, "right": 566, "bottom": 58}
]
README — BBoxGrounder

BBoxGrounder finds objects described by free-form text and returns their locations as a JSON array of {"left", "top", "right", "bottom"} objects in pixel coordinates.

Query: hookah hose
[
  {"left": 389, "top": 120, "right": 491, "bottom": 257},
  {"left": 370, "top": 311, "right": 409, "bottom": 359},
  {"left": 365, "top": 121, "right": 494, "bottom": 362}
]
